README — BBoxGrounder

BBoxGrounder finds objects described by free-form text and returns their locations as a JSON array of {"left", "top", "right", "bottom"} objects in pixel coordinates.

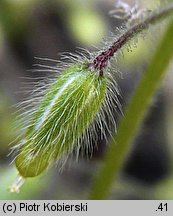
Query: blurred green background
[{"left": 0, "top": 0, "right": 173, "bottom": 199}]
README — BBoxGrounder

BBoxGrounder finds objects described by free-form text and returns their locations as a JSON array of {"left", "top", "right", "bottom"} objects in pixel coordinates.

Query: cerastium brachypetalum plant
[{"left": 10, "top": 2, "right": 173, "bottom": 196}]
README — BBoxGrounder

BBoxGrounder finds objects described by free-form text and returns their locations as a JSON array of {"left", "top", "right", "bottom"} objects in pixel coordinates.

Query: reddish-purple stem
[{"left": 89, "top": 4, "right": 173, "bottom": 75}]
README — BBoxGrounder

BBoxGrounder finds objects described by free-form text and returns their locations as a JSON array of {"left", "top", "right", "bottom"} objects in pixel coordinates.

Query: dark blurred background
[{"left": 0, "top": 0, "right": 173, "bottom": 199}]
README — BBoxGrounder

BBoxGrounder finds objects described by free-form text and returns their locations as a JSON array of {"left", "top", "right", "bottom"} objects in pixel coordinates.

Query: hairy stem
[
  {"left": 88, "top": 16, "right": 173, "bottom": 199},
  {"left": 90, "top": 3, "right": 173, "bottom": 72}
]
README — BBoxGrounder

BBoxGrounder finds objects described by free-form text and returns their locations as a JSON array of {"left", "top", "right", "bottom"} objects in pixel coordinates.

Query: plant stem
[
  {"left": 88, "top": 17, "right": 173, "bottom": 199},
  {"left": 89, "top": 3, "right": 173, "bottom": 72}
]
